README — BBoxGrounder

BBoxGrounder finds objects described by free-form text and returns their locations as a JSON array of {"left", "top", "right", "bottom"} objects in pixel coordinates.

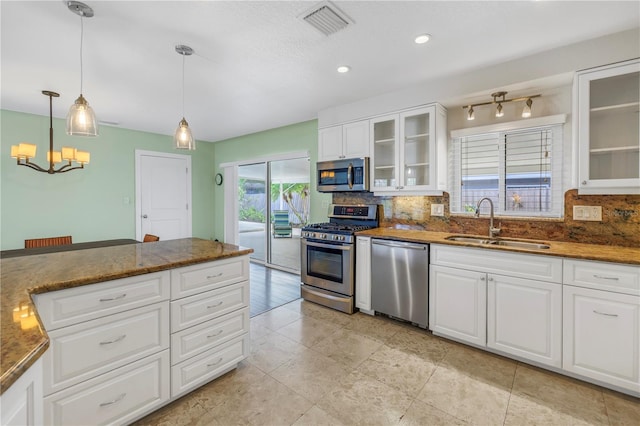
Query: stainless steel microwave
[{"left": 317, "top": 157, "right": 370, "bottom": 192}]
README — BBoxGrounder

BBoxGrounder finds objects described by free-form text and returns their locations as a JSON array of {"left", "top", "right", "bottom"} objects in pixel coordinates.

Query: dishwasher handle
[{"left": 372, "top": 240, "right": 427, "bottom": 250}]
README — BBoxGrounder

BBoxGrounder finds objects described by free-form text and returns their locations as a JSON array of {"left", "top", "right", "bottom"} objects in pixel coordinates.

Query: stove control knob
[{"left": 337, "top": 235, "right": 345, "bottom": 241}]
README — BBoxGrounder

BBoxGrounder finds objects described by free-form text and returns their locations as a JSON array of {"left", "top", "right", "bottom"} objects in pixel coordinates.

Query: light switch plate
[
  {"left": 431, "top": 204, "right": 445, "bottom": 217},
  {"left": 573, "top": 205, "right": 602, "bottom": 221}
]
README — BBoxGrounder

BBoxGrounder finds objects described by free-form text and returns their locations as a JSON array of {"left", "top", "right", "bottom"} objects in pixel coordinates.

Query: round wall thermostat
[{"left": 215, "top": 173, "right": 223, "bottom": 185}]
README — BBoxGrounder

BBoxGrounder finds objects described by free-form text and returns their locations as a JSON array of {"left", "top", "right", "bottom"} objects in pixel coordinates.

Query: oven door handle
[
  {"left": 304, "top": 240, "right": 352, "bottom": 251},
  {"left": 347, "top": 163, "right": 354, "bottom": 189}
]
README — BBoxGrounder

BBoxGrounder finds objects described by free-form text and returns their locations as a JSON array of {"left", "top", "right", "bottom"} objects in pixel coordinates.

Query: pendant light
[
  {"left": 66, "top": 1, "right": 98, "bottom": 137},
  {"left": 174, "top": 45, "right": 196, "bottom": 150}
]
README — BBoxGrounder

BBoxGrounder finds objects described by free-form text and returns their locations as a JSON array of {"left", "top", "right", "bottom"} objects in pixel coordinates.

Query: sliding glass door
[{"left": 236, "top": 156, "right": 309, "bottom": 272}]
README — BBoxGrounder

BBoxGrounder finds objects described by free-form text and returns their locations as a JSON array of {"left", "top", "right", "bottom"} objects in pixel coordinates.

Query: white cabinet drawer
[
  {"left": 34, "top": 271, "right": 170, "bottom": 331},
  {"left": 171, "top": 307, "right": 249, "bottom": 365},
  {"left": 431, "top": 244, "right": 562, "bottom": 283},
  {"left": 171, "top": 256, "right": 249, "bottom": 299},
  {"left": 43, "top": 302, "right": 169, "bottom": 395},
  {"left": 171, "top": 281, "right": 249, "bottom": 332},
  {"left": 563, "top": 285, "right": 640, "bottom": 393},
  {"left": 44, "top": 351, "right": 169, "bottom": 426},
  {"left": 564, "top": 259, "right": 640, "bottom": 295},
  {"left": 171, "top": 335, "right": 249, "bottom": 398}
]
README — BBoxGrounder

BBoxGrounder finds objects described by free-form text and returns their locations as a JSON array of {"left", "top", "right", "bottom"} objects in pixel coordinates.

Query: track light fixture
[{"left": 463, "top": 91, "right": 540, "bottom": 120}]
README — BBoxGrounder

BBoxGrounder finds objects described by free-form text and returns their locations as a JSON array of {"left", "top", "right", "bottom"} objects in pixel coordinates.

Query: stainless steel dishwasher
[{"left": 371, "top": 239, "right": 429, "bottom": 328}]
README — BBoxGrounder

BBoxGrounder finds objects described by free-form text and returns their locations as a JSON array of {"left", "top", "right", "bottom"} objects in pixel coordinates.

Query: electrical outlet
[
  {"left": 573, "top": 205, "right": 602, "bottom": 221},
  {"left": 431, "top": 204, "right": 445, "bottom": 217}
]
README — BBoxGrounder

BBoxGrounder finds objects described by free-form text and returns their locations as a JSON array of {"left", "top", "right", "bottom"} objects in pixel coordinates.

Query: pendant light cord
[
  {"left": 181, "top": 53, "right": 185, "bottom": 118},
  {"left": 79, "top": 15, "right": 84, "bottom": 94}
]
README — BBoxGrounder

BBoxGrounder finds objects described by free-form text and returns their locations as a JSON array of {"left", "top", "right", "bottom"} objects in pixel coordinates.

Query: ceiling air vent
[{"left": 302, "top": 1, "right": 352, "bottom": 36}]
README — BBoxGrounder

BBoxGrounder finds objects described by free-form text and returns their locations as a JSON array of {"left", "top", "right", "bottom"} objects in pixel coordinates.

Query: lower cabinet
[
  {"left": 0, "top": 358, "right": 43, "bottom": 426},
  {"left": 355, "top": 236, "right": 373, "bottom": 314},
  {"left": 43, "top": 351, "right": 169, "bottom": 426},
  {"left": 169, "top": 257, "right": 250, "bottom": 399},
  {"left": 429, "top": 245, "right": 562, "bottom": 368},
  {"left": 488, "top": 275, "right": 562, "bottom": 367},
  {"left": 429, "top": 264, "right": 486, "bottom": 347},
  {"left": 32, "top": 254, "right": 251, "bottom": 424},
  {"left": 562, "top": 259, "right": 640, "bottom": 395}
]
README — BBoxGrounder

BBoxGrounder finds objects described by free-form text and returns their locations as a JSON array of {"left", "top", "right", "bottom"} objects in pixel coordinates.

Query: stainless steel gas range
[{"left": 300, "top": 204, "right": 379, "bottom": 314}]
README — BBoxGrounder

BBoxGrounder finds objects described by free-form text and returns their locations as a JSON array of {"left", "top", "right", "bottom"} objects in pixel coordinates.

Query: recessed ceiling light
[
  {"left": 337, "top": 65, "right": 350, "bottom": 73},
  {"left": 414, "top": 34, "right": 431, "bottom": 44}
]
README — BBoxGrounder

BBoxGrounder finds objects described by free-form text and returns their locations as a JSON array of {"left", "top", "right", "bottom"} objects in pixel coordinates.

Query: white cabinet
[
  {"left": 576, "top": 59, "right": 640, "bottom": 194},
  {"left": 430, "top": 264, "right": 487, "bottom": 347},
  {"left": 318, "top": 120, "right": 369, "bottom": 162},
  {"left": 0, "top": 358, "right": 43, "bottom": 426},
  {"left": 43, "top": 351, "right": 169, "bottom": 426},
  {"left": 355, "top": 236, "right": 373, "bottom": 315},
  {"left": 488, "top": 274, "right": 562, "bottom": 367},
  {"left": 34, "top": 274, "right": 171, "bottom": 425},
  {"left": 563, "top": 259, "right": 640, "bottom": 394},
  {"left": 429, "top": 245, "right": 562, "bottom": 366},
  {"left": 371, "top": 104, "right": 447, "bottom": 195},
  {"left": 170, "top": 256, "right": 250, "bottom": 398}
]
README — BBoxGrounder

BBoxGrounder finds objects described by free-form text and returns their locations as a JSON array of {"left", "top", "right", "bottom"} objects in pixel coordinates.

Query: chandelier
[{"left": 11, "top": 91, "right": 90, "bottom": 174}]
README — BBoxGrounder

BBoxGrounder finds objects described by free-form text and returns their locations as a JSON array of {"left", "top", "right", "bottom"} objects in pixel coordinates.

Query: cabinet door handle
[
  {"left": 99, "top": 393, "right": 126, "bottom": 407},
  {"left": 480, "top": 276, "right": 486, "bottom": 281},
  {"left": 581, "top": 181, "right": 587, "bottom": 185},
  {"left": 206, "top": 272, "right": 223, "bottom": 279},
  {"left": 593, "top": 310, "right": 618, "bottom": 317},
  {"left": 99, "top": 294, "right": 127, "bottom": 302},
  {"left": 99, "top": 334, "right": 126, "bottom": 345},
  {"left": 207, "top": 357, "right": 224, "bottom": 368},
  {"left": 207, "top": 329, "right": 224, "bottom": 338},
  {"left": 593, "top": 274, "right": 620, "bottom": 281},
  {"left": 207, "top": 301, "right": 224, "bottom": 309}
]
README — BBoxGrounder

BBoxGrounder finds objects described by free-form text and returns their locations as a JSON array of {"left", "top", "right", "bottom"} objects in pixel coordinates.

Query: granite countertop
[
  {"left": 0, "top": 238, "right": 252, "bottom": 394},
  {"left": 357, "top": 228, "right": 640, "bottom": 265}
]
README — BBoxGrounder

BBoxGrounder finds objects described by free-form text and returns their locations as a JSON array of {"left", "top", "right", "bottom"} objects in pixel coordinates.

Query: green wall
[
  {"left": 1, "top": 109, "right": 216, "bottom": 250},
  {"left": 211, "top": 119, "right": 331, "bottom": 241}
]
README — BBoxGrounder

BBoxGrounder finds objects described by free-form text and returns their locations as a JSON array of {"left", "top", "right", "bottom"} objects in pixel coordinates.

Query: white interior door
[{"left": 135, "top": 150, "right": 192, "bottom": 241}]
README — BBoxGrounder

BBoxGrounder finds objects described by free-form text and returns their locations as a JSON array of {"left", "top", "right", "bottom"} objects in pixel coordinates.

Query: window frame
[{"left": 450, "top": 115, "right": 567, "bottom": 218}]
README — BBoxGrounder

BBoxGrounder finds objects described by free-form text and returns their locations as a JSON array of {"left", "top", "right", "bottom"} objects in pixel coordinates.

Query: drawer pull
[
  {"left": 99, "top": 294, "right": 127, "bottom": 302},
  {"left": 207, "top": 329, "right": 224, "bottom": 338},
  {"left": 207, "top": 301, "right": 224, "bottom": 309},
  {"left": 207, "top": 357, "right": 224, "bottom": 368},
  {"left": 99, "top": 334, "right": 127, "bottom": 345},
  {"left": 99, "top": 393, "right": 126, "bottom": 407},
  {"left": 207, "top": 272, "right": 224, "bottom": 279},
  {"left": 593, "top": 310, "right": 618, "bottom": 318},
  {"left": 593, "top": 275, "right": 620, "bottom": 281}
]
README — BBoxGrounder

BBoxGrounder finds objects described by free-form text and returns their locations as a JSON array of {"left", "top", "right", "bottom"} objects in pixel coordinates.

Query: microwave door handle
[{"left": 347, "top": 163, "right": 354, "bottom": 189}]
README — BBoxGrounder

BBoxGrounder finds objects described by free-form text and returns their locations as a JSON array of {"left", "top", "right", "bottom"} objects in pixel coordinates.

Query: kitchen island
[{"left": 1, "top": 238, "right": 252, "bottom": 394}]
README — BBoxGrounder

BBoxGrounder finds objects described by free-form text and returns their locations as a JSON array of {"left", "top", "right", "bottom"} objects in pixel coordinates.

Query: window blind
[{"left": 451, "top": 124, "right": 563, "bottom": 217}]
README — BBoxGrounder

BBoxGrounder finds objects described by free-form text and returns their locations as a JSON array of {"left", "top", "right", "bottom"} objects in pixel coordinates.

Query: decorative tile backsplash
[{"left": 333, "top": 190, "right": 640, "bottom": 247}]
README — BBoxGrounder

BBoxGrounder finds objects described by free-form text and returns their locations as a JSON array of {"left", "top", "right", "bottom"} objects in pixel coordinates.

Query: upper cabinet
[
  {"left": 576, "top": 59, "right": 640, "bottom": 194},
  {"left": 371, "top": 104, "right": 447, "bottom": 195},
  {"left": 318, "top": 120, "right": 369, "bottom": 162}
]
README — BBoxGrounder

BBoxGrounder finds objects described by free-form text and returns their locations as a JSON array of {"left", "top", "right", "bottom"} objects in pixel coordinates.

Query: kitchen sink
[{"left": 445, "top": 235, "right": 550, "bottom": 250}]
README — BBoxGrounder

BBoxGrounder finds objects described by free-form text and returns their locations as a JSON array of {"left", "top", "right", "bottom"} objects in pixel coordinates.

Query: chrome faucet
[{"left": 475, "top": 198, "right": 501, "bottom": 238}]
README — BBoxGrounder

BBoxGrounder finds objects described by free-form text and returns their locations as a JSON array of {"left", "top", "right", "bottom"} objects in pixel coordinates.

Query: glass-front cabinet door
[
  {"left": 371, "top": 114, "right": 398, "bottom": 192},
  {"left": 400, "top": 107, "right": 435, "bottom": 189},
  {"left": 577, "top": 59, "right": 640, "bottom": 194}
]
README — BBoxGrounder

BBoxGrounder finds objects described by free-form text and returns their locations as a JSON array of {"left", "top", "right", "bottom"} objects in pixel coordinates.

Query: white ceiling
[{"left": 1, "top": 1, "right": 638, "bottom": 143}]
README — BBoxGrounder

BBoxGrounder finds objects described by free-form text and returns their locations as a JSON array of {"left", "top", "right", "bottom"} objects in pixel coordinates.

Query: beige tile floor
[{"left": 135, "top": 299, "right": 639, "bottom": 426}]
